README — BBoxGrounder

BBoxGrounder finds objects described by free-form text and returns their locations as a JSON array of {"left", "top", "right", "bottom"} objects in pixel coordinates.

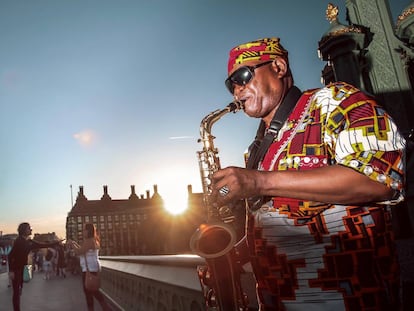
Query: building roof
[{"left": 68, "top": 185, "right": 164, "bottom": 216}]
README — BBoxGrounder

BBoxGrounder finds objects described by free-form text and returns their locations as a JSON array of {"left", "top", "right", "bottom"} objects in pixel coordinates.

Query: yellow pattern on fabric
[{"left": 227, "top": 37, "right": 288, "bottom": 73}]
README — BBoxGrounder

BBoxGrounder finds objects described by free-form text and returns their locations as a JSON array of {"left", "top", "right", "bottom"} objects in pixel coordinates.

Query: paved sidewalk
[{"left": 0, "top": 270, "right": 90, "bottom": 311}]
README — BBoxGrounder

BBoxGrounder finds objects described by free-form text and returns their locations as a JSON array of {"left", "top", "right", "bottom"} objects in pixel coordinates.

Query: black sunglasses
[{"left": 225, "top": 60, "right": 273, "bottom": 94}]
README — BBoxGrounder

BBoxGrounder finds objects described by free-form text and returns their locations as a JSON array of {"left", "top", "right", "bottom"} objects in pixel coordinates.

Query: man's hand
[
  {"left": 9, "top": 271, "right": 15, "bottom": 281},
  {"left": 212, "top": 166, "right": 263, "bottom": 206},
  {"left": 67, "top": 240, "right": 79, "bottom": 249}
]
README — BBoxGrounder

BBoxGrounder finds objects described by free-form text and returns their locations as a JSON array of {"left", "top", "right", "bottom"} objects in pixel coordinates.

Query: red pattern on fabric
[{"left": 247, "top": 83, "right": 404, "bottom": 310}]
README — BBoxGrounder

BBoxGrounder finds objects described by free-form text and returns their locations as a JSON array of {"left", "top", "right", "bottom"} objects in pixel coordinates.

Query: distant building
[{"left": 66, "top": 184, "right": 204, "bottom": 255}]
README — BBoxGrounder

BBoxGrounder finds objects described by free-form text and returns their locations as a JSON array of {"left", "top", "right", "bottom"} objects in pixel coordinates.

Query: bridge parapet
[{"left": 99, "top": 255, "right": 205, "bottom": 311}]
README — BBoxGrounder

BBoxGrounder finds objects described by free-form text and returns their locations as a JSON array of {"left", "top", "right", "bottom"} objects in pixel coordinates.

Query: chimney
[
  {"left": 146, "top": 190, "right": 150, "bottom": 199},
  {"left": 129, "top": 185, "right": 138, "bottom": 200},
  {"left": 101, "top": 185, "right": 111, "bottom": 200},
  {"left": 187, "top": 184, "right": 193, "bottom": 194},
  {"left": 75, "top": 186, "right": 87, "bottom": 203},
  {"left": 152, "top": 184, "right": 162, "bottom": 200}
]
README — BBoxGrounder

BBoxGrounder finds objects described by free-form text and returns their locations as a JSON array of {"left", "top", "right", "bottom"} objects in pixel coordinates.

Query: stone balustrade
[{"left": 99, "top": 255, "right": 206, "bottom": 311}]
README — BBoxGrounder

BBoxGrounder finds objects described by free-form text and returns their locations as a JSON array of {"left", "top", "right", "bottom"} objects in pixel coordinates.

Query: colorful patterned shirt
[{"left": 247, "top": 82, "right": 405, "bottom": 310}]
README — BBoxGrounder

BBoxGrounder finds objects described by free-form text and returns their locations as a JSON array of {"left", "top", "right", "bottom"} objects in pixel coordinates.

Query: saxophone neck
[{"left": 200, "top": 100, "right": 244, "bottom": 137}]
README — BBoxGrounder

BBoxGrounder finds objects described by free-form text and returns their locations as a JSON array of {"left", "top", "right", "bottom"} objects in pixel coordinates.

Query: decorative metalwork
[
  {"left": 326, "top": 3, "right": 339, "bottom": 23},
  {"left": 324, "top": 3, "right": 362, "bottom": 37},
  {"left": 396, "top": 7, "right": 414, "bottom": 28}
]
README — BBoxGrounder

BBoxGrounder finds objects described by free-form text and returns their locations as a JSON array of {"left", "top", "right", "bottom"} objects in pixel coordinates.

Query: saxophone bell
[{"left": 190, "top": 222, "right": 237, "bottom": 259}]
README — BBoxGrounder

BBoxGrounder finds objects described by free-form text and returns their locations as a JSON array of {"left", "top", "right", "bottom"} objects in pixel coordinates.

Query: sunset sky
[{"left": 0, "top": 0, "right": 409, "bottom": 238}]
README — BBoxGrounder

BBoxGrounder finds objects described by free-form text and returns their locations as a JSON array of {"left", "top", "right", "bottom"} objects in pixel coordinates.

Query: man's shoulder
[
  {"left": 13, "top": 236, "right": 26, "bottom": 245},
  {"left": 305, "top": 81, "right": 363, "bottom": 97},
  {"left": 305, "top": 82, "right": 375, "bottom": 106}
]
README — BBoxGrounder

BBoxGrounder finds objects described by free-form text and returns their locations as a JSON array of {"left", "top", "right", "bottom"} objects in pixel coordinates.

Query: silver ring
[{"left": 219, "top": 186, "right": 230, "bottom": 197}]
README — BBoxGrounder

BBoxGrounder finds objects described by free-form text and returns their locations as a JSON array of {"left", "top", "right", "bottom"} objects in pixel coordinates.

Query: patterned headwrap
[{"left": 227, "top": 37, "right": 289, "bottom": 74}]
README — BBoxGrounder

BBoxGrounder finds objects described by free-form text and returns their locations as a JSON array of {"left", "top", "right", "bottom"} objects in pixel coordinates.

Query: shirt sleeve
[{"left": 327, "top": 92, "right": 406, "bottom": 204}]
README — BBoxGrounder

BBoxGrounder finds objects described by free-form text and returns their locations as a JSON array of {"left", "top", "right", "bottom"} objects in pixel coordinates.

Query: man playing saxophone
[{"left": 210, "top": 37, "right": 406, "bottom": 310}]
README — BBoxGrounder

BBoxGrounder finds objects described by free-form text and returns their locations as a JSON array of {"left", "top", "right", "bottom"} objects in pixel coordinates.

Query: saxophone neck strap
[{"left": 247, "top": 85, "right": 302, "bottom": 169}]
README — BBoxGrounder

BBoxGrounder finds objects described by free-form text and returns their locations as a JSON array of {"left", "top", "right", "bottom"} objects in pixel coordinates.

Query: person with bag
[
  {"left": 68, "top": 223, "right": 110, "bottom": 311},
  {"left": 56, "top": 241, "right": 67, "bottom": 278},
  {"left": 43, "top": 247, "right": 55, "bottom": 280},
  {"left": 8, "top": 222, "right": 60, "bottom": 311}
]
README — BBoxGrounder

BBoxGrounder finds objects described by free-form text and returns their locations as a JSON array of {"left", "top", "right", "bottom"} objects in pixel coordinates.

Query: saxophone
[{"left": 190, "top": 100, "right": 249, "bottom": 311}]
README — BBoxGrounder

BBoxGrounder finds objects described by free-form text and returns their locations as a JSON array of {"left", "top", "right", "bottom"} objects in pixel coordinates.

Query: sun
[
  {"left": 156, "top": 178, "right": 192, "bottom": 215},
  {"left": 162, "top": 189, "right": 189, "bottom": 215},
  {"left": 145, "top": 165, "right": 201, "bottom": 215}
]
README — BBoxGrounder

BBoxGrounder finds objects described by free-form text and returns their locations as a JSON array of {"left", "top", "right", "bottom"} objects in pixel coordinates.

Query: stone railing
[{"left": 99, "top": 255, "right": 206, "bottom": 311}]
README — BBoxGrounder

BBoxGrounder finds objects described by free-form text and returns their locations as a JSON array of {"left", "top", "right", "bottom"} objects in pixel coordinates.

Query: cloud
[
  {"left": 73, "top": 129, "right": 97, "bottom": 147},
  {"left": 168, "top": 136, "right": 193, "bottom": 140}
]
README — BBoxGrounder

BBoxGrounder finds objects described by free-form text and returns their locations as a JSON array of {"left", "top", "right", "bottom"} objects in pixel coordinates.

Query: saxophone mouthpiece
[{"left": 227, "top": 100, "right": 244, "bottom": 112}]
